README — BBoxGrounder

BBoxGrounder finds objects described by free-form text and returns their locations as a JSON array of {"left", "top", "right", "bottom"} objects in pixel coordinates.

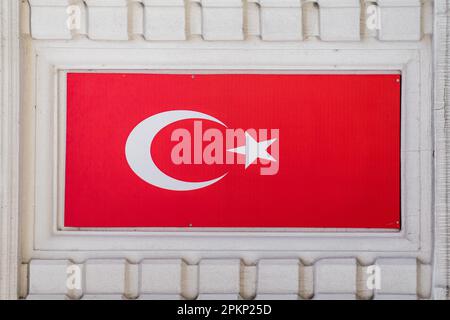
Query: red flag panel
[{"left": 64, "top": 73, "right": 401, "bottom": 228}]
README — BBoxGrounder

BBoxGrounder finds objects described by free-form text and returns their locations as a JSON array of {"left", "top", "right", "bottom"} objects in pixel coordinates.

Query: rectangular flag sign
[{"left": 65, "top": 73, "right": 401, "bottom": 228}]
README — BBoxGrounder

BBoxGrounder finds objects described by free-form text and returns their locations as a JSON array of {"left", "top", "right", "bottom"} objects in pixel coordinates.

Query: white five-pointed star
[{"left": 227, "top": 132, "right": 277, "bottom": 169}]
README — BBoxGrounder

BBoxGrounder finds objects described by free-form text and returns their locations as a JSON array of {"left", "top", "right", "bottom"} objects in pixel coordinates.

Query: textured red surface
[{"left": 65, "top": 73, "right": 401, "bottom": 228}]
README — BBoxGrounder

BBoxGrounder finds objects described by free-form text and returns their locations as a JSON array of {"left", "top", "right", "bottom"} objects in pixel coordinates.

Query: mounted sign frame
[
  {"left": 23, "top": 40, "right": 431, "bottom": 262},
  {"left": 63, "top": 71, "right": 401, "bottom": 229}
]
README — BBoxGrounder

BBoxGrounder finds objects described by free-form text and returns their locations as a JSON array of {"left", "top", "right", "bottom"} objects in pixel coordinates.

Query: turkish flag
[{"left": 65, "top": 73, "right": 401, "bottom": 228}]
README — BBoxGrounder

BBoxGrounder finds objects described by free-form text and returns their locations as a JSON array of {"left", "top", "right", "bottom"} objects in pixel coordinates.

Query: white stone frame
[{"left": 22, "top": 39, "right": 432, "bottom": 260}]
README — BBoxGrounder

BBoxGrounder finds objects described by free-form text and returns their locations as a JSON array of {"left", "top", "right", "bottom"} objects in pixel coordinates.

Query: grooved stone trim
[
  {"left": 85, "top": 0, "right": 128, "bottom": 40},
  {"left": 29, "top": 260, "right": 71, "bottom": 295},
  {"left": 374, "top": 294, "right": 417, "bottom": 300},
  {"left": 26, "top": 0, "right": 429, "bottom": 42},
  {"left": 25, "top": 257, "right": 436, "bottom": 299}
]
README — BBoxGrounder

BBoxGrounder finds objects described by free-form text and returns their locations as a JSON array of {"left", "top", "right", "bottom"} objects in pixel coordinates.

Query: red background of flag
[{"left": 65, "top": 73, "right": 401, "bottom": 228}]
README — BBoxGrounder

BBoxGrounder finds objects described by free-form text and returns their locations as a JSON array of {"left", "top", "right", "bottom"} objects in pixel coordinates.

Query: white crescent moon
[{"left": 125, "top": 110, "right": 227, "bottom": 191}]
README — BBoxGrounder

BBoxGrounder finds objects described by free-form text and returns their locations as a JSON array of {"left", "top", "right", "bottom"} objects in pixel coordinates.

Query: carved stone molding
[
  {"left": 433, "top": 0, "right": 450, "bottom": 299},
  {"left": 0, "top": 0, "right": 446, "bottom": 299},
  {"left": 27, "top": 0, "right": 430, "bottom": 42},
  {"left": 0, "top": 0, "right": 20, "bottom": 300}
]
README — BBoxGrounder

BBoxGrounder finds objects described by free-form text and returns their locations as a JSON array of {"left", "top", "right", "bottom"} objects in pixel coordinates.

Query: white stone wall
[{"left": 0, "top": 0, "right": 442, "bottom": 300}]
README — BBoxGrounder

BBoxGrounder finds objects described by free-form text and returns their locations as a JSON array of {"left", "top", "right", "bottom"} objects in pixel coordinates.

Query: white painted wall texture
[{"left": 0, "top": 0, "right": 448, "bottom": 300}]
